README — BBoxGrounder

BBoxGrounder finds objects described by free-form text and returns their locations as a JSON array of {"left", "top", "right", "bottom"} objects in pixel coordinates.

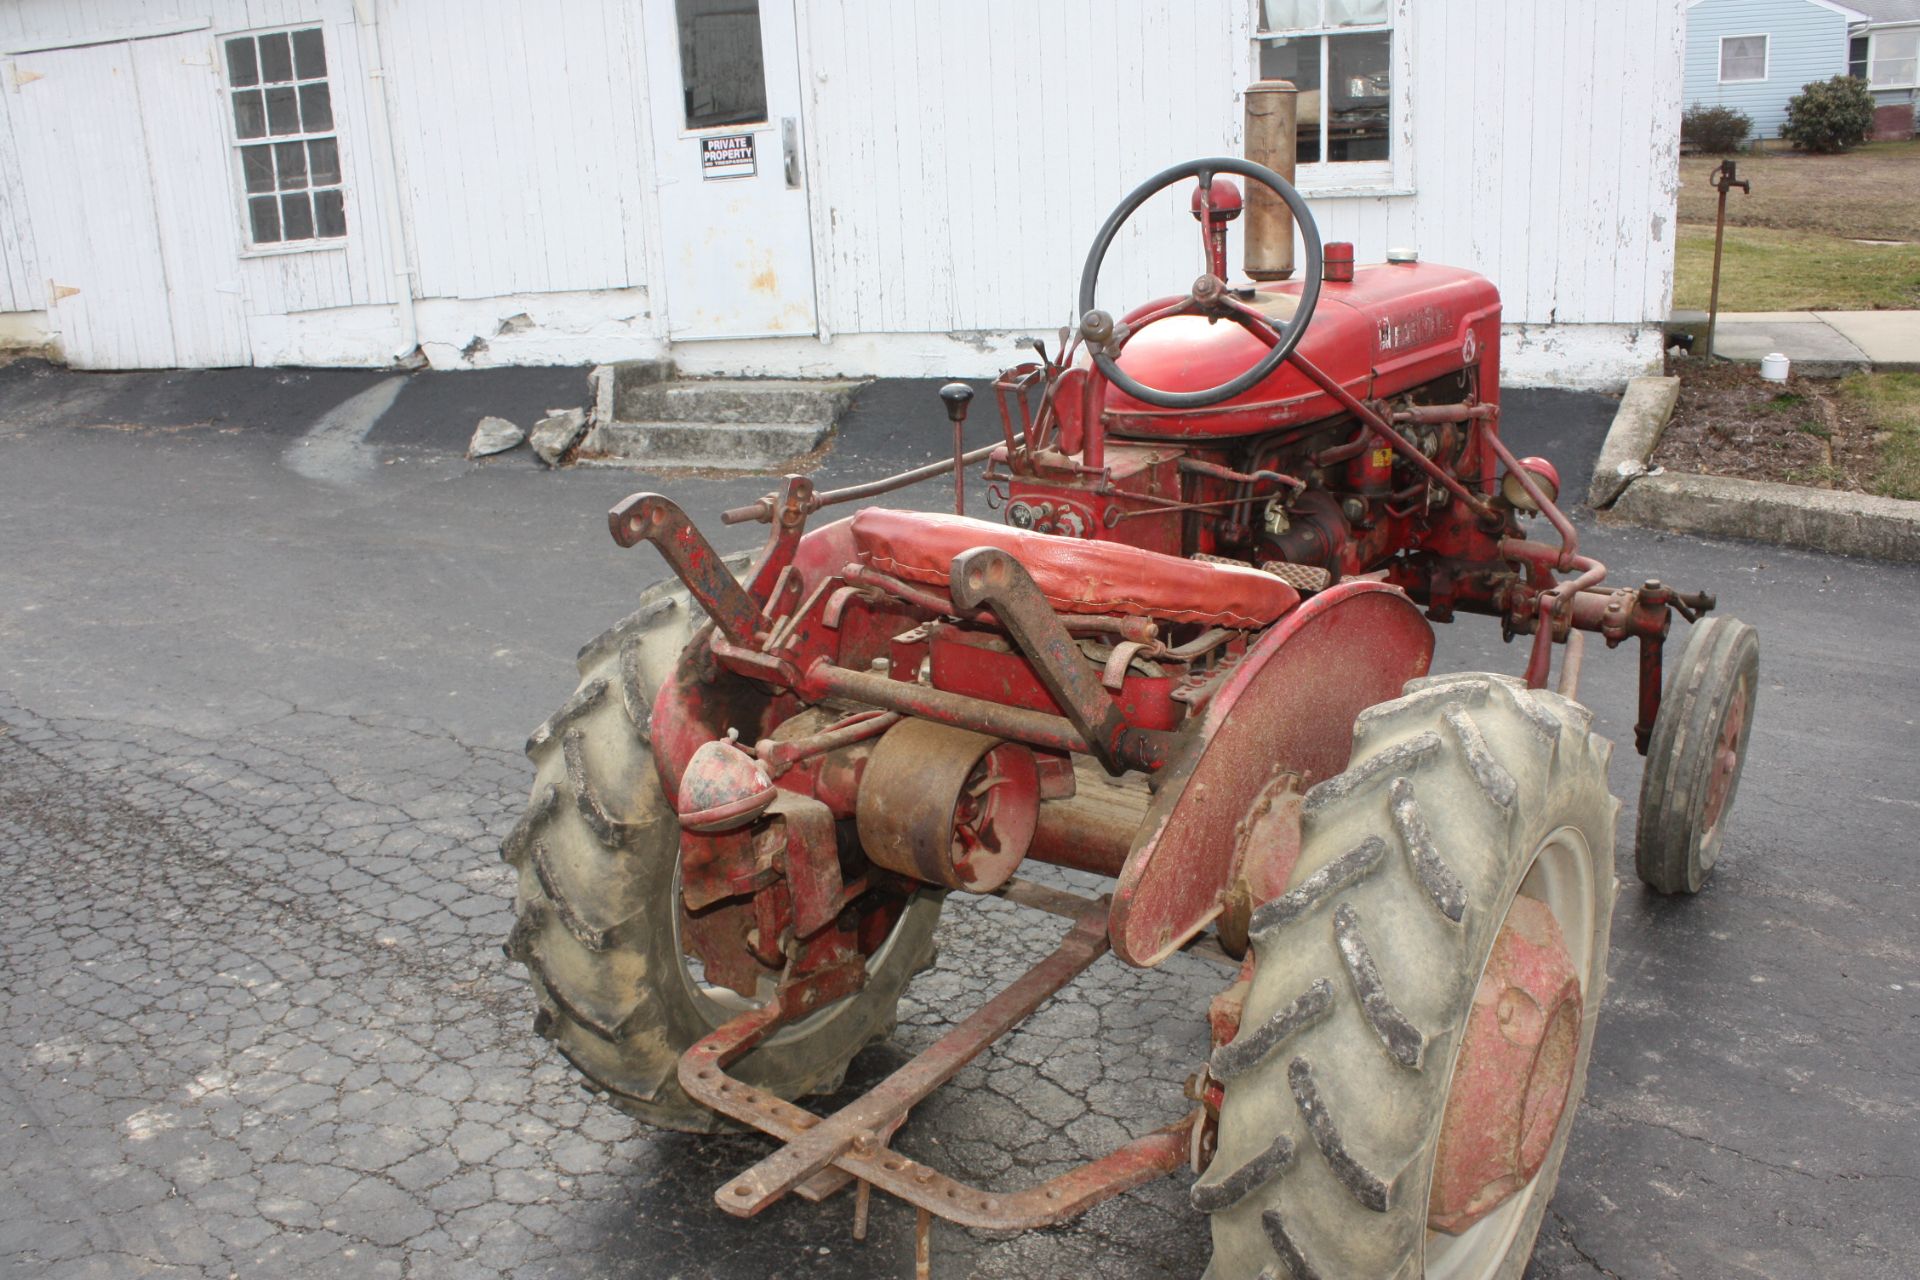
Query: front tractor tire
[
  {"left": 1635, "top": 616, "right": 1760, "bottom": 895},
  {"left": 1201, "top": 674, "right": 1617, "bottom": 1280},
  {"left": 501, "top": 582, "right": 941, "bottom": 1132}
]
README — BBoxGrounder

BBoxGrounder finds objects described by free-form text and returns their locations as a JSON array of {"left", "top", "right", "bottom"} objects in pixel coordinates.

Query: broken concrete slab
[
  {"left": 1590, "top": 375, "right": 1679, "bottom": 509},
  {"left": 1609, "top": 471, "right": 1920, "bottom": 563},
  {"left": 467, "top": 415, "right": 524, "bottom": 458},
  {"left": 528, "top": 408, "right": 587, "bottom": 467}
]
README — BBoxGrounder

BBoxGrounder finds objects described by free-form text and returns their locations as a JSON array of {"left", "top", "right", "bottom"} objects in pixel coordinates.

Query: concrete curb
[
  {"left": 1610, "top": 472, "right": 1920, "bottom": 563},
  {"left": 1594, "top": 369, "right": 1920, "bottom": 563},
  {"left": 1590, "top": 375, "right": 1678, "bottom": 508}
]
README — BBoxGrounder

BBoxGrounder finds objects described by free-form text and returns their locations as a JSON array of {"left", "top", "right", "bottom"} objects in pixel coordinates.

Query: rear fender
[{"left": 1108, "top": 581, "right": 1434, "bottom": 966}]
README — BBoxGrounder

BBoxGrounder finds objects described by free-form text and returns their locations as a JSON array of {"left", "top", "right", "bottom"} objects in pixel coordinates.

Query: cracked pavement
[{"left": 2, "top": 361, "right": 1916, "bottom": 1278}]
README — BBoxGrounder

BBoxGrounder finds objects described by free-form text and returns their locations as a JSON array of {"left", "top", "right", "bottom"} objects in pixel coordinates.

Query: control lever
[{"left": 939, "top": 382, "right": 974, "bottom": 517}]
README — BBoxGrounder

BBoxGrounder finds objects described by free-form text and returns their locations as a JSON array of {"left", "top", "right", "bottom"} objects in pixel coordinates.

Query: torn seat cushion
[{"left": 849, "top": 508, "right": 1298, "bottom": 629}]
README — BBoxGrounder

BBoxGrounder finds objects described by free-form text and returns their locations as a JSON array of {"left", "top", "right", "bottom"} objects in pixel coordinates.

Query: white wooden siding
[
  {"left": 377, "top": 0, "right": 653, "bottom": 301},
  {"left": 0, "top": 80, "right": 43, "bottom": 313},
  {"left": 800, "top": 0, "right": 1683, "bottom": 334},
  {"left": 0, "top": 0, "right": 1683, "bottom": 375},
  {"left": 9, "top": 39, "right": 179, "bottom": 366},
  {"left": 234, "top": 2, "right": 402, "bottom": 317}
]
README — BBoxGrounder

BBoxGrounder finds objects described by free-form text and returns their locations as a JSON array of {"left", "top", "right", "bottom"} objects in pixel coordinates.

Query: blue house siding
[{"left": 1685, "top": 0, "right": 1857, "bottom": 138}]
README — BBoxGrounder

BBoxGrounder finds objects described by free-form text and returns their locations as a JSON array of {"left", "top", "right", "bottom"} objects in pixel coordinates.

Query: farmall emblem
[{"left": 1377, "top": 305, "right": 1452, "bottom": 353}]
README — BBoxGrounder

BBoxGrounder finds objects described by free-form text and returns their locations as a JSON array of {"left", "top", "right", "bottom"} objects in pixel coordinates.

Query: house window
[
  {"left": 1718, "top": 34, "right": 1769, "bottom": 84},
  {"left": 1869, "top": 29, "right": 1920, "bottom": 89},
  {"left": 1255, "top": 0, "right": 1394, "bottom": 170},
  {"left": 1850, "top": 35, "right": 1870, "bottom": 80},
  {"left": 223, "top": 27, "right": 346, "bottom": 246}
]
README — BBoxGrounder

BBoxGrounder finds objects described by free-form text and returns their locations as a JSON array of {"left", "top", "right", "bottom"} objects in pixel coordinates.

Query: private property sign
[{"left": 701, "top": 134, "right": 755, "bottom": 180}]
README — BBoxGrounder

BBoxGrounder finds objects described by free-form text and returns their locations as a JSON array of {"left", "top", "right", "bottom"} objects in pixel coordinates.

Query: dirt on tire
[
  {"left": 1201, "top": 673, "right": 1618, "bottom": 1280},
  {"left": 500, "top": 575, "right": 941, "bottom": 1132}
]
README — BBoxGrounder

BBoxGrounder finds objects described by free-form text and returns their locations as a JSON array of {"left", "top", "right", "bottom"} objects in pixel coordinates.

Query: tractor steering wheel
[{"left": 1076, "top": 157, "right": 1323, "bottom": 410}]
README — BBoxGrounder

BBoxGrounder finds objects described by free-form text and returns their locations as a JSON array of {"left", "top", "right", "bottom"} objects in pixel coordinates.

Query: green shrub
[
  {"left": 1682, "top": 104, "right": 1753, "bottom": 153},
  {"left": 1781, "top": 76, "right": 1876, "bottom": 153}
]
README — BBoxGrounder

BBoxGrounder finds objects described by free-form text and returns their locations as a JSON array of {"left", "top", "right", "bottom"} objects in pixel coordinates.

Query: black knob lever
[
  {"left": 939, "top": 382, "right": 974, "bottom": 422},
  {"left": 939, "top": 382, "right": 974, "bottom": 516}
]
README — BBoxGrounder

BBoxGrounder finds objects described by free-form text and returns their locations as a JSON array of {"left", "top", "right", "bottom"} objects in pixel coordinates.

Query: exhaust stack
[{"left": 1243, "top": 80, "right": 1299, "bottom": 282}]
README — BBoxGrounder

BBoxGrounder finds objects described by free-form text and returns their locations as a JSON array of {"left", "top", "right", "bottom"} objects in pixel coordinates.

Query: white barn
[{"left": 0, "top": 0, "right": 1685, "bottom": 387}]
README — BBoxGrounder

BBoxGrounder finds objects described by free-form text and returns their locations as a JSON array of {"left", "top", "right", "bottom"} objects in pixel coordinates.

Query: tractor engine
[{"left": 993, "top": 251, "right": 1544, "bottom": 593}]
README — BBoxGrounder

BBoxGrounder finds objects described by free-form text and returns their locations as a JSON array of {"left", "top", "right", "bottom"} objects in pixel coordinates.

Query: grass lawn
[
  {"left": 1842, "top": 371, "right": 1920, "bottom": 500},
  {"left": 1672, "top": 226, "right": 1920, "bottom": 311},
  {"left": 1673, "top": 140, "right": 1920, "bottom": 312}
]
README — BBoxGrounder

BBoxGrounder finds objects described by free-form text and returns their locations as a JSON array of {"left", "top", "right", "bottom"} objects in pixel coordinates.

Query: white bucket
[{"left": 1759, "top": 352, "right": 1790, "bottom": 382}]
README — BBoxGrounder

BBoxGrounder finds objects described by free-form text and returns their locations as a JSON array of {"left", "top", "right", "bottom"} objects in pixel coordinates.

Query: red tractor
[{"left": 503, "top": 119, "right": 1757, "bottom": 1278}]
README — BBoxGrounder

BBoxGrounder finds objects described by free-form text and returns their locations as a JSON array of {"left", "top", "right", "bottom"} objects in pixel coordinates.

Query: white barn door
[
  {"left": 644, "top": 0, "right": 819, "bottom": 340},
  {"left": 11, "top": 33, "right": 249, "bottom": 368}
]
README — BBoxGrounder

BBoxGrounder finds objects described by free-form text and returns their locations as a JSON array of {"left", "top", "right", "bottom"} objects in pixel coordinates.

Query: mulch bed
[{"left": 1652, "top": 361, "right": 1882, "bottom": 491}]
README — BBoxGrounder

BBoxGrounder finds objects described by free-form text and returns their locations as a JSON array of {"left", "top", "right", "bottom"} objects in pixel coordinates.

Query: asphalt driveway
[{"left": 1, "top": 360, "right": 1915, "bottom": 1279}]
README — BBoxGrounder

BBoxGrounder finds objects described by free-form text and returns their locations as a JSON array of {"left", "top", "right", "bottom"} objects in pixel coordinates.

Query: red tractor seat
[{"left": 849, "top": 508, "right": 1299, "bottom": 629}]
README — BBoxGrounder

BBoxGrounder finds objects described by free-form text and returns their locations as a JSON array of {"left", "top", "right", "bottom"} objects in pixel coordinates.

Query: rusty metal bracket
[
  {"left": 609, "top": 492, "right": 765, "bottom": 648},
  {"left": 747, "top": 474, "right": 815, "bottom": 601},
  {"left": 677, "top": 895, "right": 1197, "bottom": 1231},
  {"left": 946, "top": 546, "right": 1149, "bottom": 775}
]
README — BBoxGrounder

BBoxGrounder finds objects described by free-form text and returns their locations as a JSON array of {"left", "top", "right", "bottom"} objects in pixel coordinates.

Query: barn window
[
  {"left": 1255, "top": 0, "right": 1395, "bottom": 172},
  {"left": 1868, "top": 29, "right": 1920, "bottom": 89},
  {"left": 223, "top": 27, "right": 346, "bottom": 246},
  {"left": 1718, "top": 34, "right": 1769, "bottom": 84}
]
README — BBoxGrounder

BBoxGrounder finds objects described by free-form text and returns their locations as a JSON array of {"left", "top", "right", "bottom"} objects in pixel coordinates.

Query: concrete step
[
  {"left": 580, "top": 419, "right": 832, "bottom": 471},
  {"left": 614, "top": 377, "right": 862, "bottom": 425}
]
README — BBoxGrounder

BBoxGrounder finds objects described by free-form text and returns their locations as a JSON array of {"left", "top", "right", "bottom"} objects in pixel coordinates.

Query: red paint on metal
[
  {"left": 1702, "top": 677, "right": 1748, "bottom": 839},
  {"left": 676, "top": 738, "right": 779, "bottom": 832},
  {"left": 764, "top": 792, "right": 846, "bottom": 940},
  {"left": 1190, "top": 177, "right": 1243, "bottom": 280},
  {"left": 1110, "top": 583, "right": 1434, "bottom": 967},
  {"left": 927, "top": 626, "right": 1185, "bottom": 733},
  {"left": 1429, "top": 895, "right": 1583, "bottom": 1235},
  {"left": 1322, "top": 240, "right": 1354, "bottom": 283},
  {"left": 1102, "top": 264, "right": 1500, "bottom": 441},
  {"left": 850, "top": 507, "right": 1298, "bottom": 629}
]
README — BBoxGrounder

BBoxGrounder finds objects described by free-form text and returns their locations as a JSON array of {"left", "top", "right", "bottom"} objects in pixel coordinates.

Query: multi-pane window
[
  {"left": 1255, "top": 0, "right": 1393, "bottom": 167},
  {"left": 223, "top": 28, "right": 346, "bottom": 246},
  {"left": 1718, "top": 35, "right": 1768, "bottom": 84}
]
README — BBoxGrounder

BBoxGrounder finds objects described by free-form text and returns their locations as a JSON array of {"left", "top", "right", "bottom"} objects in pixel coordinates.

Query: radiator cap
[{"left": 1386, "top": 246, "right": 1420, "bottom": 264}]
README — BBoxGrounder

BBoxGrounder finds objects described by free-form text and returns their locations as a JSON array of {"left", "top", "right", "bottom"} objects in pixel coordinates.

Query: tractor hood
[{"left": 1102, "top": 261, "right": 1502, "bottom": 441}]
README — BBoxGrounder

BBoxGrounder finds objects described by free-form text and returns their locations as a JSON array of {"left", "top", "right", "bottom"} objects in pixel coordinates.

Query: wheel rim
[
  {"left": 1697, "top": 675, "right": 1751, "bottom": 865},
  {"left": 1424, "top": 826, "right": 1598, "bottom": 1280}
]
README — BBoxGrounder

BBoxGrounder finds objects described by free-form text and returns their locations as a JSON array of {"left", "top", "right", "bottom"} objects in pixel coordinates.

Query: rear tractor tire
[
  {"left": 1635, "top": 616, "right": 1760, "bottom": 895},
  {"left": 501, "top": 579, "right": 942, "bottom": 1132},
  {"left": 1201, "top": 673, "right": 1617, "bottom": 1280}
]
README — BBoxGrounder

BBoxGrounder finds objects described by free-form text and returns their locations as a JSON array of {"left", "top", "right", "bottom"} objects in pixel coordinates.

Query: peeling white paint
[{"left": 0, "top": 0, "right": 1683, "bottom": 379}]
